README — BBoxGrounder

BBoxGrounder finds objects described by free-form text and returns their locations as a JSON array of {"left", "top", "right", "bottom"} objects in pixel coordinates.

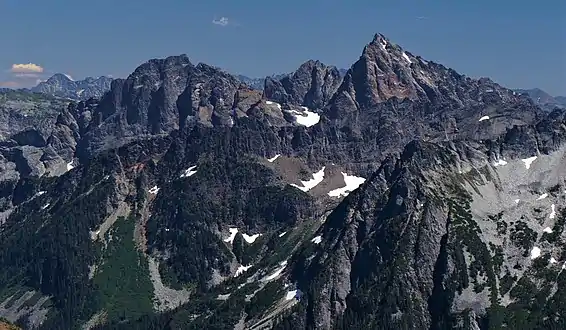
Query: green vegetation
[
  {"left": 93, "top": 215, "right": 154, "bottom": 322},
  {"left": 510, "top": 220, "right": 537, "bottom": 257}
]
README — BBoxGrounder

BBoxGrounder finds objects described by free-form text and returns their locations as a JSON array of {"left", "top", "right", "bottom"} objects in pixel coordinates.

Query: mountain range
[
  {"left": 514, "top": 88, "right": 566, "bottom": 111},
  {"left": 30, "top": 74, "right": 113, "bottom": 100},
  {"left": 0, "top": 33, "right": 566, "bottom": 330}
]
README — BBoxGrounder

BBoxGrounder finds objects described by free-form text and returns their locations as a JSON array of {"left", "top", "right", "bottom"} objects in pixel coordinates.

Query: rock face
[
  {"left": 264, "top": 60, "right": 343, "bottom": 110},
  {"left": 0, "top": 33, "right": 565, "bottom": 330},
  {"left": 32, "top": 74, "right": 112, "bottom": 100}
]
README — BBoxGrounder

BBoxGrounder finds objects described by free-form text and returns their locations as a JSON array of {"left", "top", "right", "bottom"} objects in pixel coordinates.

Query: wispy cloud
[
  {"left": 10, "top": 63, "right": 44, "bottom": 74},
  {"left": 212, "top": 17, "right": 229, "bottom": 27}
]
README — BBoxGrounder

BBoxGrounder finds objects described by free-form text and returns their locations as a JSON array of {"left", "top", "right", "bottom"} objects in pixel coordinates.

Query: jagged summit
[{"left": 0, "top": 32, "right": 561, "bottom": 330}]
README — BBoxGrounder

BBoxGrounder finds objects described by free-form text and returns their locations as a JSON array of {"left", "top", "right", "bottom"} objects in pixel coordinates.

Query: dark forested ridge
[{"left": 0, "top": 33, "right": 565, "bottom": 330}]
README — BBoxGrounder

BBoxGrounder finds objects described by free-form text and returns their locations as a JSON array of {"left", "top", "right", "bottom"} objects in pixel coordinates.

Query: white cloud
[
  {"left": 212, "top": 17, "right": 229, "bottom": 27},
  {"left": 10, "top": 63, "right": 44, "bottom": 74}
]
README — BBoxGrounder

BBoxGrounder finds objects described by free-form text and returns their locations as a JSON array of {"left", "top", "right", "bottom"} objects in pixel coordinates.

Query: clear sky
[{"left": 1, "top": 0, "right": 564, "bottom": 95}]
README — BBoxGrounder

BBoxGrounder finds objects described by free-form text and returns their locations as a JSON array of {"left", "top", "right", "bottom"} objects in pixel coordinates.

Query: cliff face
[{"left": 0, "top": 33, "right": 564, "bottom": 330}]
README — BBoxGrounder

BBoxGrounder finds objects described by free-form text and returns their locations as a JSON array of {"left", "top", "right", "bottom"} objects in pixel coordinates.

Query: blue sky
[{"left": 1, "top": 0, "right": 564, "bottom": 95}]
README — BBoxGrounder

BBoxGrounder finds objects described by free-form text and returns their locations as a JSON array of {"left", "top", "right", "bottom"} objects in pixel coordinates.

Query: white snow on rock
[
  {"left": 148, "top": 186, "right": 160, "bottom": 194},
  {"left": 242, "top": 233, "right": 261, "bottom": 244},
  {"left": 478, "top": 116, "right": 490, "bottom": 122},
  {"left": 521, "top": 156, "right": 537, "bottom": 169},
  {"left": 90, "top": 229, "right": 101, "bottom": 241},
  {"left": 514, "top": 199, "right": 520, "bottom": 204},
  {"left": 327, "top": 172, "right": 366, "bottom": 197},
  {"left": 66, "top": 160, "right": 75, "bottom": 171},
  {"left": 562, "top": 262, "right": 566, "bottom": 270},
  {"left": 266, "top": 100, "right": 282, "bottom": 110},
  {"left": 291, "top": 167, "right": 325, "bottom": 192},
  {"left": 537, "top": 193, "right": 548, "bottom": 200},
  {"left": 543, "top": 227, "right": 553, "bottom": 234},
  {"left": 278, "top": 231, "right": 287, "bottom": 238},
  {"left": 551, "top": 257, "right": 558, "bottom": 264},
  {"left": 402, "top": 52, "right": 412, "bottom": 64},
  {"left": 285, "top": 289, "right": 302, "bottom": 301},
  {"left": 530, "top": 246, "right": 541, "bottom": 259},
  {"left": 41, "top": 203, "right": 50, "bottom": 210},
  {"left": 267, "top": 154, "right": 281, "bottom": 163},
  {"left": 37, "top": 191, "right": 46, "bottom": 196},
  {"left": 235, "top": 264, "right": 252, "bottom": 277},
  {"left": 549, "top": 204, "right": 556, "bottom": 219},
  {"left": 223, "top": 227, "right": 239, "bottom": 243},
  {"left": 311, "top": 235, "right": 322, "bottom": 244},
  {"left": 492, "top": 159, "right": 508, "bottom": 167},
  {"left": 216, "top": 293, "right": 231, "bottom": 300},
  {"left": 263, "top": 260, "right": 288, "bottom": 282},
  {"left": 180, "top": 165, "right": 197, "bottom": 178},
  {"left": 287, "top": 107, "right": 320, "bottom": 127}
]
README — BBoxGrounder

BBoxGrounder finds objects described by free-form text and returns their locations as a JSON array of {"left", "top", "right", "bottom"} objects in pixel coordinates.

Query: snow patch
[
  {"left": 66, "top": 160, "right": 75, "bottom": 171},
  {"left": 266, "top": 100, "right": 282, "bottom": 110},
  {"left": 549, "top": 204, "right": 556, "bottom": 219},
  {"left": 543, "top": 227, "right": 553, "bottom": 234},
  {"left": 180, "top": 165, "right": 197, "bottom": 178},
  {"left": 242, "top": 233, "right": 261, "bottom": 244},
  {"left": 492, "top": 159, "right": 507, "bottom": 167},
  {"left": 278, "top": 231, "right": 287, "bottom": 238},
  {"left": 41, "top": 203, "right": 50, "bottom": 210},
  {"left": 514, "top": 199, "right": 520, "bottom": 204},
  {"left": 327, "top": 172, "right": 366, "bottom": 197},
  {"left": 267, "top": 154, "right": 281, "bottom": 162},
  {"left": 263, "top": 261, "right": 287, "bottom": 282},
  {"left": 311, "top": 235, "right": 322, "bottom": 244},
  {"left": 235, "top": 264, "right": 252, "bottom": 277},
  {"left": 148, "top": 186, "right": 160, "bottom": 194},
  {"left": 551, "top": 257, "right": 558, "bottom": 264},
  {"left": 287, "top": 107, "right": 320, "bottom": 127},
  {"left": 291, "top": 167, "right": 325, "bottom": 192},
  {"left": 402, "top": 52, "right": 412, "bottom": 64},
  {"left": 530, "top": 246, "right": 541, "bottom": 259},
  {"left": 521, "top": 156, "right": 537, "bottom": 169},
  {"left": 223, "top": 227, "right": 239, "bottom": 243},
  {"left": 479, "top": 116, "right": 490, "bottom": 122},
  {"left": 37, "top": 191, "right": 46, "bottom": 196},
  {"left": 537, "top": 193, "right": 548, "bottom": 200},
  {"left": 285, "top": 289, "right": 302, "bottom": 301}
]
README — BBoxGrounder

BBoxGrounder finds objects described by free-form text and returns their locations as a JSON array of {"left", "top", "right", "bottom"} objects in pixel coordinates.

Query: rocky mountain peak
[
  {"left": 263, "top": 59, "right": 342, "bottom": 109},
  {"left": 327, "top": 32, "right": 533, "bottom": 120}
]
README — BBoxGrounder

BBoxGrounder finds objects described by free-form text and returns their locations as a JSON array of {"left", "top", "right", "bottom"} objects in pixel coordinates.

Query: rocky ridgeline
[{"left": 0, "top": 33, "right": 565, "bottom": 330}]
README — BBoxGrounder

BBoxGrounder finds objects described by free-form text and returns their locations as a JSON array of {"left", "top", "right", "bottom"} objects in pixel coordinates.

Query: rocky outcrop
[{"left": 264, "top": 60, "right": 343, "bottom": 109}]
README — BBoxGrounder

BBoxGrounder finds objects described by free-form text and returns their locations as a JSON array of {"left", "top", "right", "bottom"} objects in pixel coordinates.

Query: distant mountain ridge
[
  {"left": 515, "top": 88, "right": 566, "bottom": 111},
  {"left": 31, "top": 73, "right": 113, "bottom": 100}
]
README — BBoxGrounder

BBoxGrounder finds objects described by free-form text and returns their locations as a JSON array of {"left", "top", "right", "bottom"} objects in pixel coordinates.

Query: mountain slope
[
  {"left": 32, "top": 74, "right": 112, "bottom": 100},
  {"left": 515, "top": 88, "right": 566, "bottom": 111},
  {"left": 0, "top": 32, "right": 562, "bottom": 330}
]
